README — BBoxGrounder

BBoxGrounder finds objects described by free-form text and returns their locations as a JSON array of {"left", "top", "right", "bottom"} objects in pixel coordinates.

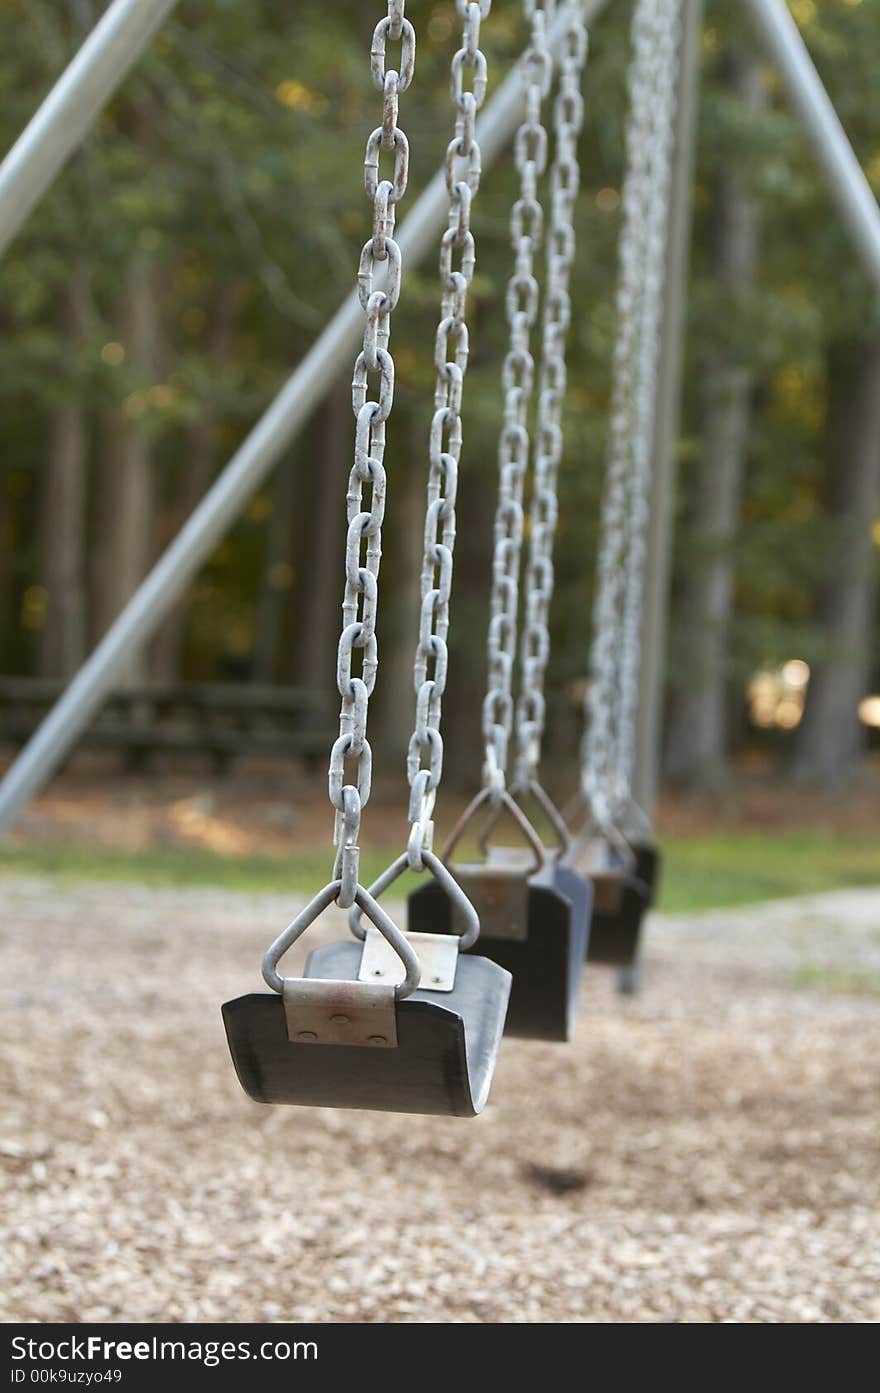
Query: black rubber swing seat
[
  {"left": 585, "top": 842, "right": 661, "bottom": 967},
  {"left": 407, "top": 860, "right": 591, "bottom": 1042},
  {"left": 222, "top": 947, "right": 511, "bottom": 1117}
]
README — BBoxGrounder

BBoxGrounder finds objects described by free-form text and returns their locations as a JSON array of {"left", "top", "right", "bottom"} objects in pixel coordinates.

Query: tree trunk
[
  {"left": 289, "top": 375, "right": 350, "bottom": 700},
  {"left": 37, "top": 262, "right": 91, "bottom": 680},
  {"left": 149, "top": 287, "right": 239, "bottom": 682},
  {"left": 0, "top": 454, "right": 13, "bottom": 670},
  {"left": 441, "top": 452, "right": 497, "bottom": 788},
  {"left": 253, "top": 448, "right": 300, "bottom": 684},
  {"left": 374, "top": 410, "right": 424, "bottom": 765},
  {"left": 146, "top": 414, "right": 215, "bottom": 683},
  {"left": 792, "top": 334, "right": 880, "bottom": 784},
  {"left": 664, "top": 50, "right": 764, "bottom": 787},
  {"left": 90, "top": 255, "right": 162, "bottom": 686}
]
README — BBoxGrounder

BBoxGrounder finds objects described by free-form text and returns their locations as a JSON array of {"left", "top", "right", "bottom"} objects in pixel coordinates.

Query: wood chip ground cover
[{"left": 2, "top": 878, "right": 878, "bottom": 1323}]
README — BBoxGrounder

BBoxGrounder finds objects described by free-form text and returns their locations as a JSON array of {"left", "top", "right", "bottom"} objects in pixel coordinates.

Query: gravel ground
[{"left": 2, "top": 875, "right": 879, "bottom": 1324}]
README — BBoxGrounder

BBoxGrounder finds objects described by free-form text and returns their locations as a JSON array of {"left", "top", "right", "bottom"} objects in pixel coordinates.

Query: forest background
[{"left": 2, "top": 0, "right": 879, "bottom": 852}]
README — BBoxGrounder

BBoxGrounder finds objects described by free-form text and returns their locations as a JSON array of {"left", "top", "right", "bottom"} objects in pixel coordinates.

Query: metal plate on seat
[
  {"left": 450, "top": 861, "right": 530, "bottom": 941},
  {"left": 282, "top": 977, "right": 397, "bottom": 1047},
  {"left": 591, "top": 871, "right": 626, "bottom": 914},
  {"left": 568, "top": 837, "right": 627, "bottom": 911},
  {"left": 358, "top": 927, "right": 459, "bottom": 992}
]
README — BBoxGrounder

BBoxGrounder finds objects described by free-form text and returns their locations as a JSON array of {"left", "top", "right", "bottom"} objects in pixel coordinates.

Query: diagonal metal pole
[
  {"left": 0, "top": 0, "right": 607, "bottom": 836},
  {"left": 743, "top": 0, "right": 880, "bottom": 292},
  {"left": 0, "top": 0, "right": 180, "bottom": 259}
]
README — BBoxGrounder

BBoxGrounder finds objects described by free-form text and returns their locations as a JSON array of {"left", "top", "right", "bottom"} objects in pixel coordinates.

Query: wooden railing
[{"left": 0, "top": 678, "right": 334, "bottom": 772}]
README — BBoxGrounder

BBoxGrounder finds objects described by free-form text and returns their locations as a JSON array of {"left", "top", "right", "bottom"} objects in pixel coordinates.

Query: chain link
[
  {"left": 514, "top": 2, "right": 587, "bottom": 789},
  {"left": 481, "top": 1, "right": 555, "bottom": 799},
  {"left": 328, "top": 3, "right": 417, "bottom": 907},
  {"left": 614, "top": 0, "right": 681, "bottom": 818},
  {"left": 581, "top": 0, "right": 682, "bottom": 832},
  {"left": 404, "top": 1, "right": 493, "bottom": 868}
]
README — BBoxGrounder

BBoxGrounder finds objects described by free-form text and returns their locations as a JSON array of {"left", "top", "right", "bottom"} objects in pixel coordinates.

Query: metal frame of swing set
[{"left": 0, "top": 0, "right": 879, "bottom": 849}]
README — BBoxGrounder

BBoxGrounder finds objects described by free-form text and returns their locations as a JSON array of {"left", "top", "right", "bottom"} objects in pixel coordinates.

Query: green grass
[
  {"left": 1, "top": 831, "right": 879, "bottom": 914},
  {"left": 661, "top": 832, "right": 880, "bottom": 913},
  {"left": 0, "top": 842, "right": 389, "bottom": 897},
  {"left": 792, "top": 962, "right": 880, "bottom": 997}
]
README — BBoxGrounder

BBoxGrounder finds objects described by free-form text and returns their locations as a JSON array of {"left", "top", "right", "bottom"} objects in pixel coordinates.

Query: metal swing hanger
[
  {"left": 408, "top": 1, "right": 591, "bottom": 1044},
  {"left": 445, "top": 1, "right": 587, "bottom": 868},
  {"left": 505, "top": 5, "right": 590, "bottom": 865},
  {"left": 566, "top": 0, "right": 682, "bottom": 970},
  {"left": 461, "top": 5, "right": 588, "bottom": 864},
  {"left": 226, "top": 1, "right": 512, "bottom": 1117}
]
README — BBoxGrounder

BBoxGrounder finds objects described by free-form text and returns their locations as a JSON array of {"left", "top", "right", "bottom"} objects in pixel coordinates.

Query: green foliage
[
  {"left": 1, "top": 1, "right": 879, "bottom": 755},
  {"left": 666, "top": 0, "right": 880, "bottom": 715}
]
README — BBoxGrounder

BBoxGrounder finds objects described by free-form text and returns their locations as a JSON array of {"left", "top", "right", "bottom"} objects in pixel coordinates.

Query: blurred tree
[
  {"left": 793, "top": 332, "right": 880, "bottom": 783},
  {"left": 294, "top": 376, "right": 351, "bottom": 701},
  {"left": 37, "top": 260, "right": 91, "bottom": 678},
  {"left": 150, "top": 282, "right": 242, "bottom": 680},
  {"left": 763, "top": 0, "right": 880, "bottom": 783},
  {"left": 666, "top": 0, "right": 880, "bottom": 788},
  {"left": 254, "top": 454, "right": 299, "bottom": 685},
  {"left": 1, "top": 0, "right": 879, "bottom": 796},
  {"left": 91, "top": 250, "right": 163, "bottom": 682},
  {"left": 665, "top": 42, "right": 765, "bottom": 787}
]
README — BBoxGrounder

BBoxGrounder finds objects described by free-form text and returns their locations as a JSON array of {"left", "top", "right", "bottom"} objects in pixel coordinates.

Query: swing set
[
  {"left": 225, "top": 0, "right": 681, "bottom": 1114},
  {"left": 1, "top": 0, "right": 879, "bottom": 1119}
]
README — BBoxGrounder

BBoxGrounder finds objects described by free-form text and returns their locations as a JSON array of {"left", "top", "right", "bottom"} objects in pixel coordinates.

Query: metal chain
[
  {"left": 514, "top": 2, "right": 587, "bottom": 789},
  {"left": 580, "top": 1, "right": 657, "bottom": 829},
  {"left": 481, "top": 0, "right": 555, "bottom": 798},
  {"left": 580, "top": 0, "right": 679, "bottom": 832},
  {"left": 405, "top": 0, "right": 493, "bottom": 868},
  {"left": 328, "top": 1, "right": 416, "bottom": 908},
  {"left": 613, "top": 0, "right": 682, "bottom": 819}
]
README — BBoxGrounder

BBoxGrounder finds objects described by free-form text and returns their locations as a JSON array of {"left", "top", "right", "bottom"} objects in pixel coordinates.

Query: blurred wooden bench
[{"left": 0, "top": 677, "right": 334, "bottom": 773}]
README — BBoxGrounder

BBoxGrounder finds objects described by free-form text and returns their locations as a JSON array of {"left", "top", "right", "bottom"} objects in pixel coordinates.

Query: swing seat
[
  {"left": 407, "top": 856, "right": 591, "bottom": 1042},
  {"left": 581, "top": 841, "right": 660, "bottom": 967},
  {"left": 222, "top": 946, "right": 511, "bottom": 1117},
  {"left": 632, "top": 841, "right": 660, "bottom": 904}
]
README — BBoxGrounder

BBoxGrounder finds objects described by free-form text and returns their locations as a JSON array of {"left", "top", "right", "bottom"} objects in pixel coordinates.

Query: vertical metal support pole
[
  {"left": 631, "top": 0, "right": 703, "bottom": 817},
  {"left": 0, "top": 0, "right": 179, "bottom": 258}
]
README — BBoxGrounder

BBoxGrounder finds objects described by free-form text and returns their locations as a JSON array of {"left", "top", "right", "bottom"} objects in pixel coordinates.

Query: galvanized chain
[
  {"left": 514, "top": 1, "right": 587, "bottom": 790},
  {"left": 404, "top": 0, "right": 493, "bottom": 869},
  {"left": 580, "top": 6, "right": 655, "bottom": 829},
  {"left": 613, "top": 0, "right": 681, "bottom": 820},
  {"left": 481, "top": 0, "right": 555, "bottom": 799},
  {"left": 580, "top": 0, "right": 678, "bottom": 834},
  {"left": 328, "top": 1, "right": 416, "bottom": 908}
]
